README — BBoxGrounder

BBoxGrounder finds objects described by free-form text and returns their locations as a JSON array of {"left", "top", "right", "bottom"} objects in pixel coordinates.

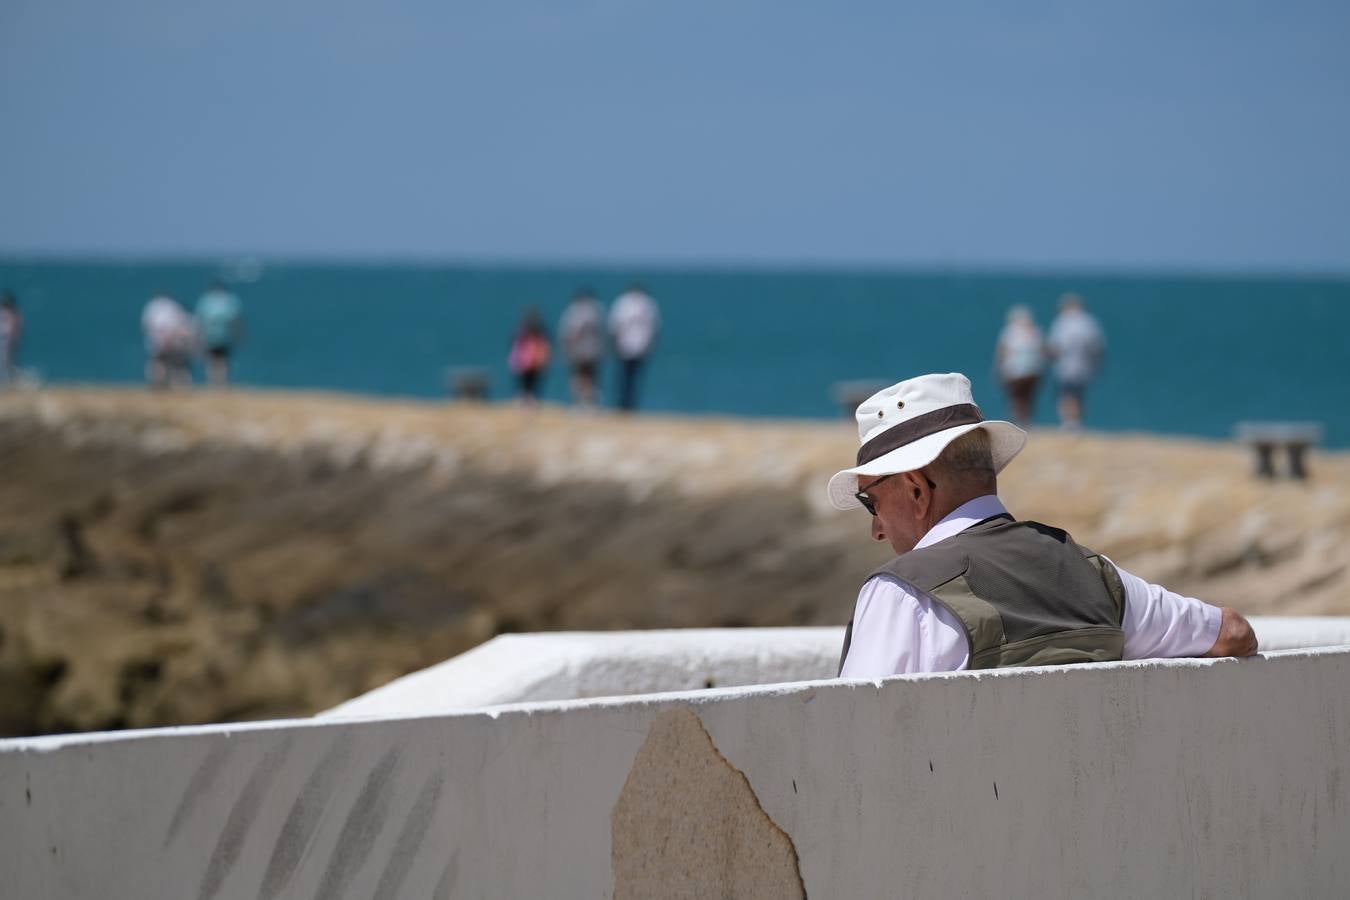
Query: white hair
[{"left": 932, "top": 428, "right": 996, "bottom": 486}]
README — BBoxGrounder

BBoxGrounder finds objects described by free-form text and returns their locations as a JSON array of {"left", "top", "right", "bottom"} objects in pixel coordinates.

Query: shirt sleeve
[
  {"left": 1108, "top": 556, "right": 1222, "bottom": 660},
  {"left": 839, "top": 575, "right": 970, "bottom": 677}
]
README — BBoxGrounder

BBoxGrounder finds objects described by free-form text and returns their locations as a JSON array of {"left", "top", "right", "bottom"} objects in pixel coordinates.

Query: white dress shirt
[{"left": 839, "top": 495, "right": 1222, "bottom": 677}]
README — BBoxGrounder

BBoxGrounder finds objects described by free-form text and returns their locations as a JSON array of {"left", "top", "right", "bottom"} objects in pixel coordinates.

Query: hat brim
[{"left": 826, "top": 421, "right": 1027, "bottom": 511}]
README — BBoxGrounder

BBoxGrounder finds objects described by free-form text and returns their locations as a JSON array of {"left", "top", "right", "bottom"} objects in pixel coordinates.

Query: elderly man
[{"left": 828, "top": 373, "right": 1257, "bottom": 676}]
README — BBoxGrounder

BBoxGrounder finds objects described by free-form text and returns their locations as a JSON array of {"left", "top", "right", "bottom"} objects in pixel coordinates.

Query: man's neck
[
  {"left": 925, "top": 486, "right": 996, "bottom": 533},
  {"left": 909, "top": 494, "right": 1008, "bottom": 553}
]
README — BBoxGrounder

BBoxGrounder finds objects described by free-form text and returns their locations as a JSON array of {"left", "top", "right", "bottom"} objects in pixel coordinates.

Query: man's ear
[{"left": 900, "top": 470, "right": 931, "bottom": 517}]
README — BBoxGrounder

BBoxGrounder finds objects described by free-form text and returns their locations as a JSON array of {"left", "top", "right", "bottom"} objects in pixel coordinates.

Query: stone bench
[
  {"left": 1234, "top": 421, "right": 1323, "bottom": 480},
  {"left": 444, "top": 365, "right": 490, "bottom": 401}
]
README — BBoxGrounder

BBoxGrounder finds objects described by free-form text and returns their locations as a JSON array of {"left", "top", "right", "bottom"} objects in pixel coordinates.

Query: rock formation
[{"left": 0, "top": 389, "right": 1345, "bottom": 736}]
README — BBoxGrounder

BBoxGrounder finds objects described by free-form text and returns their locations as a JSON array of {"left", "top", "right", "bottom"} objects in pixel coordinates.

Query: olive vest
[{"left": 838, "top": 513, "right": 1126, "bottom": 673}]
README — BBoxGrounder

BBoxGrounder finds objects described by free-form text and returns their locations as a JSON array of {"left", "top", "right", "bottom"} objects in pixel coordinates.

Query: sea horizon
[
  {"left": 4, "top": 256, "right": 1348, "bottom": 447},
  {"left": 4, "top": 252, "right": 1350, "bottom": 282}
]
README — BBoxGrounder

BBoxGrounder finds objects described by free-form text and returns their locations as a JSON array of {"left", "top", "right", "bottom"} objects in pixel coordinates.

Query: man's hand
[{"left": 1203, "top": 607, "right": 1258, "bottom": 658}]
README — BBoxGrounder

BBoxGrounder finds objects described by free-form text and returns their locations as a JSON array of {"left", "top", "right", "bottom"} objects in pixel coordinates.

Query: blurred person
[
  {"left": 559, "top": 288, "right": 605, "bottom": 408},
  {"left": 142, "top": 294, "right": 196, "bottom": 389},
  {"left": 1047, "top": 292, "right": 1105, "bottom": 429},
  {"left": 508, "top": 307, "right": 552, "bottom": 404},
  {"left": 195, "top": 279, "right": 244, "bottom": 387},
  {"left": 608, "top": 283, "right": 660, "bottom": 412},
  {"left": 994, "top": 304, "right": 1045, "bottom": 426},
  {"left": 828, "top": 373, "right": 1257, "bottom": 678},
  {"left": 0, "top": 290, "right": 22, "bottom": 385}
]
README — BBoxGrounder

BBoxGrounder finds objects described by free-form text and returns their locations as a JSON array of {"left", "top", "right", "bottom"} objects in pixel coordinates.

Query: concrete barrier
[
  {"left": 4, "top": 633, "right": 1350, "bottom": 897},
  {"left": 324, "top": 617, "right": 1350, "bottom": 718},
  {"left": 321, "top": 627, "right": 841, "bottom": 718}
]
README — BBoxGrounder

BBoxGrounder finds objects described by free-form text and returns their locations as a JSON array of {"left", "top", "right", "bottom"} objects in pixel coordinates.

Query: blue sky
[{"left": 3, "top": 1, "right": 1348, "bottom": 269}]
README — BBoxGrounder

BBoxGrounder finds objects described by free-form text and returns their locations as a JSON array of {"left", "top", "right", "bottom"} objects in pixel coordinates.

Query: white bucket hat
[{"left": 826, "top": 373, "right": 1026, "bottom": 511}]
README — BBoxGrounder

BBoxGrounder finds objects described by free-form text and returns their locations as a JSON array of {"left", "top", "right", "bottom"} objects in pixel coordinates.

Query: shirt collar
[{"left": 914, "top": 494, "right": 1009, "bottom": 550}]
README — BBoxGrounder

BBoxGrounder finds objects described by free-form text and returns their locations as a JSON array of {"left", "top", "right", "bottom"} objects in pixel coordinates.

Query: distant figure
[
  {"left": 608, "top": 284, "right": 660, "bottom": 412},
  {"left": 0, "top": 291, "right": 22, "bottom": 385},
  {"left": 195, "top": 280, "right": 244, "bottom": 387},
  {"left": 1047, "top": 293, "right": 1105, "bottom": 429},
  {"left": 142, "top": 294, "right": 196, "bottom": 389},
  {"left": 508, "top": 308, "right": 552, "bottom": 404},
  {"left": 994, "top": 304, "right": 1045, "bottom": 426},
  {"left": 559, "top": 288, "right": 605, "bottom": 408}
]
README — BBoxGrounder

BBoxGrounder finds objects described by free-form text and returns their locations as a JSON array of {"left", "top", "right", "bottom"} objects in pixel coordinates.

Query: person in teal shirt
[{"left": 195, "top": 280, "right": 244, "bottom": 387}]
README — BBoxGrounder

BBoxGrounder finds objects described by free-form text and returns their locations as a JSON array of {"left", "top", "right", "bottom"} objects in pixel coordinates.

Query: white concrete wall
[
  {"left": 321, "top": 627, "right": 841, "bottom": 718},
  {"left": 4, "top": 640, "right": 1350, "bottom": 898},
  {"left": 325, "top": 617, "right": 1350, "bottom": 718}
]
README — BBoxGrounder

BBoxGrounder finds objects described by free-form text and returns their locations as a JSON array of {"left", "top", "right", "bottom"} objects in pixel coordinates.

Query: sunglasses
[{"left": 855, "top": 472, "right": 937, "bottom": 516}]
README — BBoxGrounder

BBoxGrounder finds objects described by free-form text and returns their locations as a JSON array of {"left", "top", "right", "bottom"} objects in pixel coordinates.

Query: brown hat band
[{"left": 855, "top": 403, "right": 984, "bottom": 466}]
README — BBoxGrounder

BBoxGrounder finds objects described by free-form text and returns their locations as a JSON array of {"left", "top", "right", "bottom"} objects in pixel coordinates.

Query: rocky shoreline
[{"left": 1, "top": 388, "right": 1346, "bottom": 736}]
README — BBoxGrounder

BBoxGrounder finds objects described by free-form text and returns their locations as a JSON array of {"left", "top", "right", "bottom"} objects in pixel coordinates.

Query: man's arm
[
  {"left": 838, "top": 575, "right": 968, "bottom": 677},
  {"left": 1109, "top": 557, "right": 1257, "bottom": 660},
  {"left": 1203, "top": 607, "right": 1258, "bottom": 657}
]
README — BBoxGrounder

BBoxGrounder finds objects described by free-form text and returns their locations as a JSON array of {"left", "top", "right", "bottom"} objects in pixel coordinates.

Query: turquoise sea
[{"left": 2, "top": 259, "right": 1348, "bottom": 447}]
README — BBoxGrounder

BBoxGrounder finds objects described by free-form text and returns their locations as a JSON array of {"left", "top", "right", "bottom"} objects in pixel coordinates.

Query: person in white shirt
[
  {"left": 994, "top": 304, "right": 1045, "bottom": 426},
  {"left": 1046, "top": 292, "right": 1105, "bottom": 430},
  {"left": 142, "top": 294, "right": 196, "bottom": 389},
  {"left": 826, "top": 372, "right": 1257, "bottom": 678},
  {"left": 559, "top": 288, "right": 605, "bottom": 408},
  {"left": 608, "top": 284, "right": 660, "bottom": 412}
]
